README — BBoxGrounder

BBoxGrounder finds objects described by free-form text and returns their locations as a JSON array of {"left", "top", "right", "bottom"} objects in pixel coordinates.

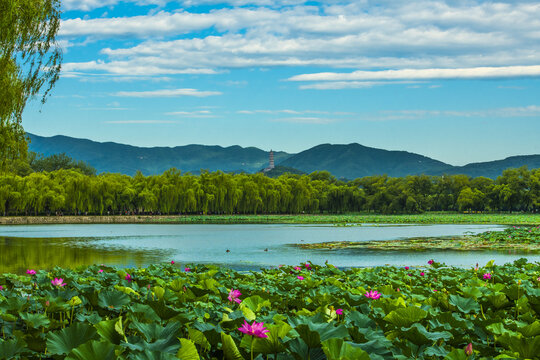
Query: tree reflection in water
[{"left": 0, "top": 236, "right": 169, "bottom": 274}]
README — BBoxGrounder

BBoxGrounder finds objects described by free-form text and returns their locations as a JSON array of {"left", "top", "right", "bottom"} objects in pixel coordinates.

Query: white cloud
[
  {"left": 114, "top": 88, "right": 222, "bottom": 97},
  {"left": 62, "top": 0, "right": 168, "bottom": 11},
  {"left": 104, "top": 120, "right": 176, "bottom": 123},
  {"left": 299, "top": 81, "right": 391, "bottom": 90},
  {"left": 366, "top": 105, "right": 540, "bottom": 121},
  {"left": 165, "top": 110, "right": 216, "bottom": 117},
  {"left": 59, "top": 1, "right": 540, "bottom": 78},
  {"left": 62, "top": 61, "right": 217, "bottom": 76},
  {"left": 289, "top": 65, "right": 540, "bottom": 82},
  {"left": 271, "top": 117, "right": 338, "bottom": 124},
  {"left": 235, "top": 109, "right": 349, "bottom": 115},
  {"left": 62, "top": 0, "right": 307, "bottom": 11}
]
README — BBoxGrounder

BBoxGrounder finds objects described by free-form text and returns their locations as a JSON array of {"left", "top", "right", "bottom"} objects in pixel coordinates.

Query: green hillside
[
  {"left": 27, "top": 133, "right": 291, "bottom": 175},
  {"left": 439, "top": 155, "right": 540, "bottom": 178},
  {"left": 27, "top": 134, "right": 539, "bottom": 179},
  {"left": 279, "top": 143, "right": 453, "bottom": 179}
]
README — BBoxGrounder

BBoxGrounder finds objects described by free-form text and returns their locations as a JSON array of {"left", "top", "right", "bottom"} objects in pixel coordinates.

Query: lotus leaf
[
  {"left": 65, "top": 340, "right": 116, "bottom": 360},
  {"left": 95, "top": 317, "right": 124, "bottom": 344},
  {"left": 46, "top": 323, "right": 98, "bottom": 355},
  {"left": 321, "top": 338, "right": 371, "bottom": 360},
  {"left": 383, "top": 306, "right": 427, "bottom": 327},
  {"left": 448, "top": 294, "right": 480, "bottom": 313},
  {"left": 221, "top": 332, "right": 244, "bottom": 360},
  {"left": 97, "top": 290, "right": 131, "bottom": 309},
  {"left": 0, "top": 337, "right": 27, "bottom": 359},
  {"left": 176, "top": 338, "right": 200, "bottom": 360}
]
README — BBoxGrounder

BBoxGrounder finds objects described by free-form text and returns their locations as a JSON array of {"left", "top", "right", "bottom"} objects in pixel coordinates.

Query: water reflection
[
  {"left": 0, "top": 237, "right": 169, "bottom": 274},
  {"left": 1, "top": 223, "right": 534, "bottom": 274}
]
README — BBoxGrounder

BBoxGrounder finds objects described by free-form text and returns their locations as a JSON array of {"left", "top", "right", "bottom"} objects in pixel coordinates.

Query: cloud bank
[{"left": 60, "top": 1, "right": 540, "bottom": 82}]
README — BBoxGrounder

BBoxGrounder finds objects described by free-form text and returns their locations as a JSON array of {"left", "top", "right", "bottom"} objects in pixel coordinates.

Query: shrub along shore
[
  {"left": 0, "top": 213, "right": 539, "bottom": 226},
  {"left": 0, "top": 260, "right": 539, "bottom": 359}
]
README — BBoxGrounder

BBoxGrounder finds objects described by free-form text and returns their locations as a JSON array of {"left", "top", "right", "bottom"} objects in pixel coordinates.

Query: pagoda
[{"left": 263, "top": 150, "right": 275, "bottom": 172}]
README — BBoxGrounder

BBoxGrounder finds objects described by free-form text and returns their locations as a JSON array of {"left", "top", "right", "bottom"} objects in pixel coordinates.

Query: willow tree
[{"left": 0, "top": 0, "right": 62, "bottom": 171}]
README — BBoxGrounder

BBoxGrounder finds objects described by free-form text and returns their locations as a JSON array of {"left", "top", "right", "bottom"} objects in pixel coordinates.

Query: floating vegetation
[{"left": 297, "top": 226, "right": 540, "bottom": 252}]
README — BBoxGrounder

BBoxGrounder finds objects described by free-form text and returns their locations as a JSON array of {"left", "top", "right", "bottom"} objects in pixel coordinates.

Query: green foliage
[
  {"left": 46, "top": 323, "right": 98, "bottom": 355},
  {"left": 0, "top": 260, "right": 539, "bottom": 359},
  {"left": 30, "top": 152, "right": 96, "bottom": 176},
  {"left": 0, "top": 0, "right": 62, "bottom": 170},
  {"left": 0, "top": 166, "right": 539, "bottom": 216}
]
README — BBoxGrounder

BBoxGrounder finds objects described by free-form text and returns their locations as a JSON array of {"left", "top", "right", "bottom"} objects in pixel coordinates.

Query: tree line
[{"left": 0, "top": 166, "right": 538, "bottom": 216}]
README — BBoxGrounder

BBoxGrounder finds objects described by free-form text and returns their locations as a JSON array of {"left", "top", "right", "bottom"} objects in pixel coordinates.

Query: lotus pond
[{"left": 1, "top": 259, "right": 540, "bottom": 359}]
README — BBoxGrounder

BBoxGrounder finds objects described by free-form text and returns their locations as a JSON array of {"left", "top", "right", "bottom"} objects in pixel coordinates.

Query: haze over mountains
[{"left": 28, "top": 133, "right": 540, "bottom": 179}]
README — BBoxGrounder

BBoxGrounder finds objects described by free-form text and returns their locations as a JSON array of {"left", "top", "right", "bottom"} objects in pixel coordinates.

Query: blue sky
[{"left": 22, "top": 0, "right": 540, "bottom": 166}]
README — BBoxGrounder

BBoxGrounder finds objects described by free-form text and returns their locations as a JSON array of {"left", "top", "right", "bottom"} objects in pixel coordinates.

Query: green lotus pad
[{"left": 0, "top": 258, "right": 539, "bottom": 359}]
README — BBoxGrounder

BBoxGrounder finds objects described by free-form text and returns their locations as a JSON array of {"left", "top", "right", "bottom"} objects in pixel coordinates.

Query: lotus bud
[{"left": 465, "top": 343, "right": 473, "bottom": 356}]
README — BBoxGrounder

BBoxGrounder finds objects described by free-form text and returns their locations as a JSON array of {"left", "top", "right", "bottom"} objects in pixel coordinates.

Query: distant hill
[
  {"left": 27, "top": 133, "right": 539, "bottom": 179},
  {"left": 27, "top": 133, "right": 291, "bottom": 175},
  {"left": 437, "top": 155, "right": 540, "bottom": 179},
  {"left": 278, "top": 143, "right": 453, "bottom": 179}
]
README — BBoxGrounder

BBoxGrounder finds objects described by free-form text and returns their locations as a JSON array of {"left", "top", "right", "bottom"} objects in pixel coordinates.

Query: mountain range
[{"left": 27, "top": 133, "right": 540, "bottom": 179}]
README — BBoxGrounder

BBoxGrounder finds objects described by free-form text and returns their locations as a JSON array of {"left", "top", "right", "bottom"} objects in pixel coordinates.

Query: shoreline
[{"left": 0, "top": 213, "right": 538, "bottom": 225}]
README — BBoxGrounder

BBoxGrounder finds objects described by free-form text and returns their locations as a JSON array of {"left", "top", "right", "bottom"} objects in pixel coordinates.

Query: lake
[{"left": 0, "top": 223, "right": 537, "bottom": 273}]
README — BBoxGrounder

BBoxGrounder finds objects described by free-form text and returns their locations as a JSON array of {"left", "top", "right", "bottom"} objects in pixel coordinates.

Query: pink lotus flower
[
  {"left": 228, "top": 289, "right": 242, "bottom": 303},
  {"left": 428, "top": 259, "right": 434, "bottom": 265},
  {"left": 98, "top": 269, "right": 104, "bottom": 273},
  {"left": 238, "top": 320, "right": 269, "bottom": 338},
  {"left": 184, "top": 267, "right": 191, "bottom": 272},
  {"left": 420, "top": 272, "right": 425, "bottom": 276},
  {"left": 171, "top": 260, "right": 175, "bottom": 264},
  {"left": 465, "top": 343, "right": 473, "bottom": 356},
  {"left": 305, "top": 263, "right": 311, "bottom": 269},
  {"left": 336, "top": 308, "right": 343, "bottom": 315},
  {"left": 294, "top": 266, "right": 301, "bottom": 271},
  {"left": 483, "top": 273, "right": 491, "bottom": 280},
  {"left": 364, "top": 290, "right": 381, "bottom": 300},
  {"left": 404, "top": 266, "right": 409, "bottom": 270},
  {"left": 51, "top": 278, "right": 66, "bottom": 287},
  {"left": 26, "top": 269, "right": 36, "bottom": 275},
  {"left": 125, "top": 273, "right": 132, "bottom": 282},
  {"left": 0, "top": 285, "right": 3, "bottom": 291},
  {"left": 297, "top": 276, "right": 304, "bottom": 280}
]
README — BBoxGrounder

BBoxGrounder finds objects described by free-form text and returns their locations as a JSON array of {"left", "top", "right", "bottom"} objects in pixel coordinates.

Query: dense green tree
[
  {"left": 0, "top": 0, "right": 62, "bottom": 170},
  {"left": 30, "top": 152, "right": 97, "bottom": 175},
  {"left": 0, "top": 166, "right": 537, "bottom": 216}
]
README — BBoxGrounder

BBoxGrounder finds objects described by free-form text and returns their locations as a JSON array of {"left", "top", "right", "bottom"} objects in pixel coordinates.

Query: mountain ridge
[{"left": 27, "top": 133, "right": 540, "bottom": 179}]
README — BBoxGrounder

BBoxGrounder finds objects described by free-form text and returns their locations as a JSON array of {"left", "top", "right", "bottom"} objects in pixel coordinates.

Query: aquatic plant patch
[
  {"left": 151, "top": 213, "right": 540, "bottom": 225},
  {"left": 298, "top": 226, "right": 540, "bottom": 252},
  {"left": 0, "top": 259, "right": 539, "bottom": 359}
]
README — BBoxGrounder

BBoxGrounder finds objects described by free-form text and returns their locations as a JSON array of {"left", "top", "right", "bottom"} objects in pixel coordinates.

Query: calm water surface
[{"left": 0, "top": 223, "right": 537, "bottom": 273}]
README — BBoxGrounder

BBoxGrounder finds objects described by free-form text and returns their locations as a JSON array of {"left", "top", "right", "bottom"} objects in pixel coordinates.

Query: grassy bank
[
  {"left": 0, "top": 260, "right": 539, "bottom": 359},
  {"left": 0, "top": 213, "right": 539, "bottom": 225},
  {"left": 298, "top": 226, "right": 540, "bottom": 252}
]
